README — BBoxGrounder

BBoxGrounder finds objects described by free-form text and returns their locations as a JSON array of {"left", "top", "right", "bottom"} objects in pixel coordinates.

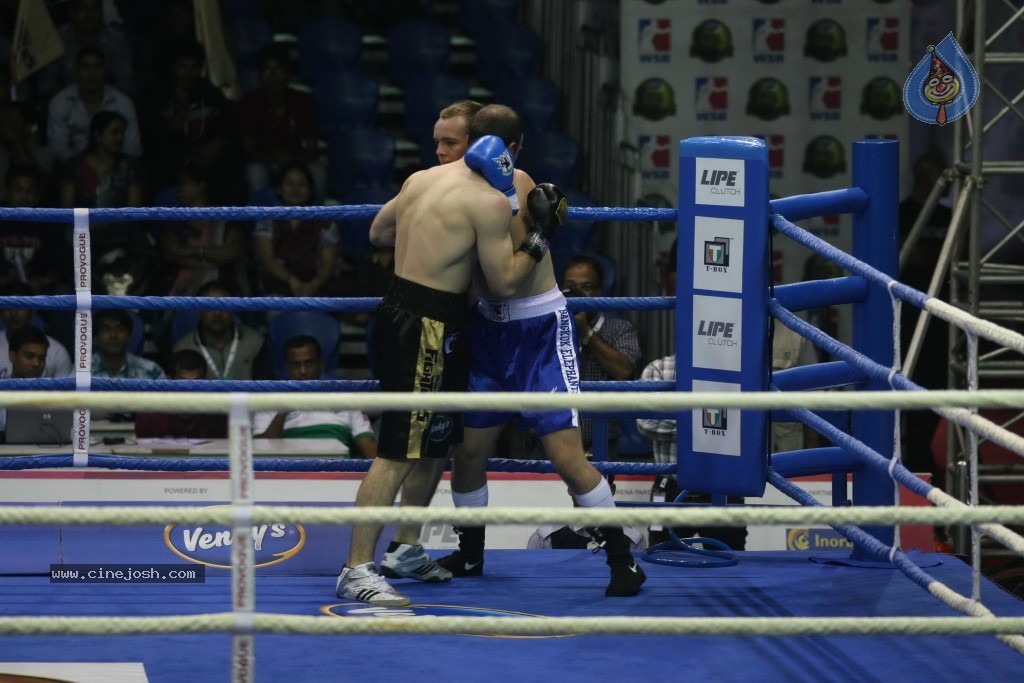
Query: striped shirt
[{"left": 251, "top": 410, "right": 373, "bottom": 457}]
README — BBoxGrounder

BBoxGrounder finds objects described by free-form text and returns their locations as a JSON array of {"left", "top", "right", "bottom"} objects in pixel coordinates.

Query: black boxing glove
[{"left": 518, "top": 183, "right": 568, "bottom": 262}]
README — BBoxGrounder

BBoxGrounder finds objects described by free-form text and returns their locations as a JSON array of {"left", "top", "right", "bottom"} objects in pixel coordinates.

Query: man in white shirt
[
  {"left": 47, "top": 46, "right": 142, "bottom": 162},
  {"left": 0, "top": 326, "right": 51, "bottom": 433},
  {"left": 0, "top": 284, "right": 72, "bottom": 379},
  {"left": 253, "top": 335, "right": 376, "bottom": 458}
]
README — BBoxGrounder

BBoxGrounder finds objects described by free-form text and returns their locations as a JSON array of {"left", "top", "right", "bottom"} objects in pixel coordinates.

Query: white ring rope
[
  {"left": 1, "top": 505, "right": 1023, "bottom": 528},
  {"left": 0, "top": 614, "right": 1021, "bottom": 638}
]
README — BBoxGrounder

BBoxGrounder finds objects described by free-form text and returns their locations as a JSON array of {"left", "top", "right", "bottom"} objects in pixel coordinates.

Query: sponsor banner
[
  {"left": 0, "top": 471, "right": 934, "bottom": 568},
  {"left": 620, "top": 0, "right": 911, "bottom": 345},
  {"left": 692, "top": 295, "right": 742, "bottom": 371},
  {"left": 691, "top": 379, "right": 741, "bottom": 456},
  {"left": 693, "top": 216, "right": 744, "bottom": 293}
]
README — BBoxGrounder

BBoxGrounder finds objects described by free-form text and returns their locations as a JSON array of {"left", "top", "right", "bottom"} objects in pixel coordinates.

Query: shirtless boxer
[
  {"left": 336, "top": 132, "right": 565, "bottom": 606},
  {"left": 382, "top": 104, "right": 645, "bottom": 598}
]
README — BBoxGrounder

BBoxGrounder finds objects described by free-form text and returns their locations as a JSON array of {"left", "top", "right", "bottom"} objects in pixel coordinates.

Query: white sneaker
[
  {"left": 336, "top": 562, "right": 410, "bottom": 606},
  {"left": 381, "top": 544, "right": 453, "bottom": 583}
]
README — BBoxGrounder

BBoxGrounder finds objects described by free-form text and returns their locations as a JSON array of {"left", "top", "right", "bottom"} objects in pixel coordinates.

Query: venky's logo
[
  {"left": 163, "top": 505, "right": 306, "bottom": 569},
  {"left": 903, "top": 32, "right": 978, "bottom": 126}
]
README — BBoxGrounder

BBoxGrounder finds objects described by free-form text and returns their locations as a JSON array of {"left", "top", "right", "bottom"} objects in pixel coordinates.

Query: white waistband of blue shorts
[{"left": 476, "top": 286, "right": 566, "bottom": 322}]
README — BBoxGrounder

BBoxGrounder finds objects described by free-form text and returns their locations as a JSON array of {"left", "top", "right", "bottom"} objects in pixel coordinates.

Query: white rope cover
[
  {"left": 2, "top": 505, "right": 1024, "bottom": 527},
  {"left": 0, "top": 614, "right": 1022, "bottom": 638}
]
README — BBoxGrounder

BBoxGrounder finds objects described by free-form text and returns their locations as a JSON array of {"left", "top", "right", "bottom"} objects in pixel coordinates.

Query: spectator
[
  {"left": 47, "top": 46, "right": 142, "bottom": 163},
  {"left": 156, "top": 161, "right": 248, "bottom": 296},
  {"left": 0, "top": 282, "right": 72, "bottom": 379},
  {"left": 139, "top": 40, "right": 240, "bottom": 196},
  {"left": 636, "top": 354, "right": 748, "bottom": 551},
  {"left": 562, "top": 254, "right": 642, "bottom": 456},
  {"left": 91, "top": 309, "right": 165, "bottom": 379},
  {"left": 172, "top": 280, "right": 274, "bottom": 381},
  {"left": 59, "top": 111, "right": 143, "bottom": 208},
  {"left": 527, "top": 475, "right": 645, "bottom": 550},
  {"left": 239, "top": 44, "right": 324, "bottom": 201},
  {"left": 254, "top": 164, "right": 346, "bottom": 297},
  {"left": 252, "top": 335, "right": 376, "bottom": 457},
  {"left": 134, "top": 349, "right": 228, "bottom": 439},
  {"left": 0, "top": 326, "right": 51, "bottom": 434},
  {"left": 40, "top": 0, "right": 135, "bottom": 98},
  {"left": 0, "top": 164, "right": 69, "bottom": 294},
  {"left": 0, "top": 69, "right": 54, "bottom": 203}
]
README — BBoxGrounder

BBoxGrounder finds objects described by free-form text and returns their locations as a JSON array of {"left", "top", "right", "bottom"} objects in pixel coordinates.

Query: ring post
[
  {"left": 677, "top": 137, "right": 770, "bottom": 497},
  {"left": 850, "top": 138, "right": 899, "bottom": 559}
]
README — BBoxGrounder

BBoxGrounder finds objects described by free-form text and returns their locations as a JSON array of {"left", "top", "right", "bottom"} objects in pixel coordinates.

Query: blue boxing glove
[
  {"left": 464, "top": 135, "right": 519, "bottom": 215},
  {"left": 518, "top": 183, "right": 567, "bottom": 262}
]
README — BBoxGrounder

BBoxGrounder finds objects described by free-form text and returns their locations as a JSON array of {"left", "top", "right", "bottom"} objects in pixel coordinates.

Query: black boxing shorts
[{"left": 373, "top": 275, "right": 470, "bottom": 459}]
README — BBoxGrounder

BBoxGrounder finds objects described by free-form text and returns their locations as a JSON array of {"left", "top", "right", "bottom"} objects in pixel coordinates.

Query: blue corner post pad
[{"left": 675, "top": 136, "right": 770, "bottom": 498}]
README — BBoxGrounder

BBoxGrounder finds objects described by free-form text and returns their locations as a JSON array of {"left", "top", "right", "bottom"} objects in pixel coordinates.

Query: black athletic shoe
[
  {"left": 605, "top": 558, "right": 646, "bottom": 597},
  {"left": 437, "top": 550, "right": 484, "bottom": 577}
]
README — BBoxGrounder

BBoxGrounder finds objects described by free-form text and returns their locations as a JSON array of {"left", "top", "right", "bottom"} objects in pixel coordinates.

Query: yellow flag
[
  {"left": 12, "top": 0, "right": 65, "bottom": 82},
  {"left": 194, "top": 0, "right": 241, "bottom": 101}
]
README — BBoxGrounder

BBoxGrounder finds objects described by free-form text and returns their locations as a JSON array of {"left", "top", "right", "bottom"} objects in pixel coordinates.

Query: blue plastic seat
[
  {"left": 386, "top": 19, "right": 451, "bottom": 86},
  {"left": 170, "top": 310, "right": 198, "bottom": 347},
  {"left": 229, "top": 18, "right": 274, "bottom": 73},
  {"left": 124, "top": 310, "right": 145, "bottom": 356},
  {"left": 339, "top": 186, "right": 397, "bottom": 261},
  {"left": 327, "top": 127, "right": 396, "bottom": 196},
  {"left": 314, "top": 70, "right": 380, "bottom": 130},
  {"left": 403, "top": 73, "right": 472, "bottom": 148},
  {"left": 458, "top": 0, "right": 521, "bottom": 37},
  {"left": 268, "top": 311, "right": 341, "bottom": 379},
  {"left": 517, "top": 130, "right": 580, "bottom": 190},
  {"left": 474, "top": 22, "right": 540, "bottom": 87},
  {"left": 552, "top": 191, "right": 598, "bottom": 255},
  {"left": 297, "top": 19, "right": 363, "bottom": 85},
  {"left": 493, "top": 76, "right": 560, "bottom": 132}
]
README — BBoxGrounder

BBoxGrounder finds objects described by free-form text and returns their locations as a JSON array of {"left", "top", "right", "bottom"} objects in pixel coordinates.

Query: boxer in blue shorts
[{"left": 431, "top": 105, "right": 646, "bottom": 598}]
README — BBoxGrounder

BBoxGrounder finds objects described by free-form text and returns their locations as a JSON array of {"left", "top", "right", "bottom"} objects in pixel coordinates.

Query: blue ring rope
[
  {"left": 0, "top": 455, "right": 676, "bottom": 474},
  {"left": 768, "top": 469, "right": 943, "bottom": 591},
  {"left": 0, "top": 205, "right": 679, "bottom": 224},
  {"left": 0, "top": 378, "right": 675, "bottom": 392},
  {"left": 0, "top": 294, "right": 673, "bottom": 313}
]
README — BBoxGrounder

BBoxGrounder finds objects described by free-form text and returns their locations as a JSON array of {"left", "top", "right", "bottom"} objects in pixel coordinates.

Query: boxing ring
[{"left": 0, "top": 137, "right": 1023, "bottom": 682}]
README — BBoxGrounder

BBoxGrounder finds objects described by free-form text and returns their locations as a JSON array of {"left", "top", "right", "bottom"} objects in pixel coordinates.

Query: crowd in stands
[{"left": 0, "top": 0, "right": 647, "bottom": 460}]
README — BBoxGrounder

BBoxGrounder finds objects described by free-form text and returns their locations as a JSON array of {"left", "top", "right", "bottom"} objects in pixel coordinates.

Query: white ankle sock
[
  {"left": 452, "top": 485, "right": 489, "bottom": 508},
  {"left": 574, "top": 477, "right": 615, "bottom": 508}
]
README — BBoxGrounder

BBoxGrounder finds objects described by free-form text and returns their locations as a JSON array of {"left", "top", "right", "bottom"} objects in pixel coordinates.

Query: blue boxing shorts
[{"left": 465, "top": 286, "right": 580, "bottom": 436}]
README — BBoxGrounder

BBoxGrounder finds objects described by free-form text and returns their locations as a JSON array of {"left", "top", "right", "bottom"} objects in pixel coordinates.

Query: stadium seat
[
  {"left": 314, "top": 70, "right": 380, "bottom": 130},
  {"left": 339, "top": 186, "right": 397, "bottom": 261},
  {"left": 268, "top": 311, "right": 342, "bottom": 379},
  {"left": 229, "top": 17, "right": 274, "bottom": 75},
  {"left": 516, "top": 130, "right": 580, "bottom": 190},
  {"left": 403, "top": 73, "right": 472, "bottom": 148},
  {"left": 552, "top": 191, "right": 598, "bottom": 255},
  {"left": 493, "top": 76, "right": 561, "bottom": 132},
  {"left": 473, "top": 22, "right": 540, "bottom": 87},
  {"left": 125, "top": 310, "right": 145, "bottom": 356},
  {"left": 170, "top": 310, "right": 198, "bottom": 347},
  {"left": 297, "top": 19, "right": 363, "bottom": 85},
  {"left": 458, "top": 0, "right": 520, "bottom": 37},
  {"left": 326, "top": 127, "right": 396, "bottom": 196},
  {"left": 386, "top": 19, "right": 451, "bottom": 86}
]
